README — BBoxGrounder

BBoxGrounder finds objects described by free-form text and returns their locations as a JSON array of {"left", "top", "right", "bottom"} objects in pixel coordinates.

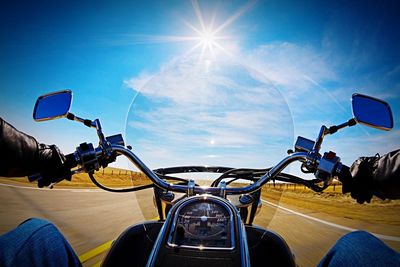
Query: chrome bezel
[{"left": 167, "top": 195, "right": 236, "bottom": 251}]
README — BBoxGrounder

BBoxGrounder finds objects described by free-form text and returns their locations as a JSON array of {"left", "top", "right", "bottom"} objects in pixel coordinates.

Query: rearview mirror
[
  {"left": 33, "top": 90, "right": 72, "bottom": 121},
  {"left": 352, "top": 93, "right": 394, "bottom": 131}
]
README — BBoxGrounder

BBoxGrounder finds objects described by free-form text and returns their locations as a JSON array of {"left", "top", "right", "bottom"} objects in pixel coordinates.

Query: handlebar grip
[
  {"left": 28, "top": 153, "right": 77, "bottom": 185},
  {"left": 337, "top": 164, "right": 352, "bottom": 193},
  {"left": 337, "top": 164, "right": 351, "bottom": 179},
  {"left": 64, "top": 153, "right": 78, "bottom": 169}
]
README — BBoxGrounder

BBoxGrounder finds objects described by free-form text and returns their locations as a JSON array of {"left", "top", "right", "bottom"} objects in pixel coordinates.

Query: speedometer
[{"left": 168, "top": 197, "right": 234, "bottom": 250}]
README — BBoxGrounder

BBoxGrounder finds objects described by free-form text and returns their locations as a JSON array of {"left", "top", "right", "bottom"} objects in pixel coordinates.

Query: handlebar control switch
[
  {"left": 315, "top": 151, "right": 341, "bottom": 182},
  {"left": 76, "top": 142, "right": 100, "bottom": 173}
]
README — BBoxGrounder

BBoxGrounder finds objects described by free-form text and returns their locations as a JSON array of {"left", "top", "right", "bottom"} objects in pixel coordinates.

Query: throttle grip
[
  {"left": 28, "top": 153, "right": 77, "bottom": 186},
  {"left": 64, "top": 153, "right": 78, "bottom": 169},
  {"left": 336, "top": 164, "right": 352, "bottom": 194}
]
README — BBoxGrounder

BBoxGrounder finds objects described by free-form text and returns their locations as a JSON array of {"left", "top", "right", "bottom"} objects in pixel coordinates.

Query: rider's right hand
[{"left": 338, "top": 158, "right": 377, "bottom": 204}]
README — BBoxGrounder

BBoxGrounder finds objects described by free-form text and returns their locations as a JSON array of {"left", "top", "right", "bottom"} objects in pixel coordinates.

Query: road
[{"left": 1, "top": 184, "right": 399, "bottom": 267}]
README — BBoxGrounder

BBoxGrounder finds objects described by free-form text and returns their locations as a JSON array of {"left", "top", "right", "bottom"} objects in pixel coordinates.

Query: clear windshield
[{"left": 125, "top": 55, "right": 294, "bottom": 179}]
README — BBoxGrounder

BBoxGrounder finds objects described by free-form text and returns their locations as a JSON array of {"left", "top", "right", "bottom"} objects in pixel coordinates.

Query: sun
[
  {"left": 183, "top": 22, "right": 227, "bottom": 59},
  {"left": 193, "top": 29, "right": 221, "bottom": 56},
  {"left": 182, "top": 0, "right": 256, "bottom": 58},
  {"left": 199, "top": 30, "right": 216, "bottom": 48},
  {"left": 131, "top": 1, "right": 256, "bottom": 60}
]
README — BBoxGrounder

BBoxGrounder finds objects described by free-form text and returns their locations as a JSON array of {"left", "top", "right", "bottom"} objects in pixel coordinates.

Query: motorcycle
[{"left": 30, "top": 90, "right": 393, "bottom": 267}]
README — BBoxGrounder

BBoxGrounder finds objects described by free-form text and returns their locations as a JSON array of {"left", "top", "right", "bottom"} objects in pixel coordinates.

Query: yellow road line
[
  {"left": 79, "top": 216, "right": 160, "bottom": 264},
  {"left": 79, "top": 240, "right": 114, "bottom": 263},
  {"left": 91, "top": 261, "right": 102, "bottom": 267}
]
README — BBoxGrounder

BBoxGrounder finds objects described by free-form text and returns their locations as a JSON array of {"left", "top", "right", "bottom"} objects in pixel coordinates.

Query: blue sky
[{"left": 1, "top": 0, "right": 399, "bottom": 173}]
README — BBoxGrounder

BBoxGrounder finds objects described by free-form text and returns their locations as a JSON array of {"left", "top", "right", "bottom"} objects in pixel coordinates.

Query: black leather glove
[
  {"left": 36, "top": 144, "right": 72, "bottom": 188},
  {"left": 339, "top": 155, "right": 379, "bottom": 204}
]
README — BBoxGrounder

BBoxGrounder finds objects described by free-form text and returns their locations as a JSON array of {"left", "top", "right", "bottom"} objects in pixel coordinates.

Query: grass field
[
  {"left": 0, "top": 167, "right": 152, "bottom": 188},
  {"left": 262, "top": 183, "right": 400, "bottom": 236}
]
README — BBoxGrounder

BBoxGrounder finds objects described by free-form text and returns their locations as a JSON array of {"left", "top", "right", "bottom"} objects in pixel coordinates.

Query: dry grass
[
  {"left": 262, "top": 183, "right": 400, "bottom": 230},
  {"left": 0, "top": 167, "right": 152, "bottom": 188}
]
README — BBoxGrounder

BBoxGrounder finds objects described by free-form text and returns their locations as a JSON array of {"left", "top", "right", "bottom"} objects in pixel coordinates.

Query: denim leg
[
  {"left": 318, "top": 231, "right": 400, "bottom": 267},
  {"left": 0, "top": 218, "right": 81, "bottom": 267}
]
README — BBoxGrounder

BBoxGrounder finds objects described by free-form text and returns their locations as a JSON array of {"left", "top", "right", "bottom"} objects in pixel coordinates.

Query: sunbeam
[
  {"left": 213, "top": 0, "right": 257, "bottom": 34},
  {"left": 115, "top": 0, "right": 256, "bottom": 60},
  {"left": 191, "top": 0, "right": 206, "bottom": 32}
]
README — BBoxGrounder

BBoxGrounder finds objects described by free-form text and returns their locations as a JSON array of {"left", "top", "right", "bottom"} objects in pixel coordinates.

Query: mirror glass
[
  {"left": 352, "top": 93, "right": 393, "bottom": 130},
  {"left": 33, "top": 90, "right": 72, "bottom": 121}
]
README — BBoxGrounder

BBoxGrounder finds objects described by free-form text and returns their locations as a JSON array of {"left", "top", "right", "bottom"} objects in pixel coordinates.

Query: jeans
[
  {"left": 0, "top": 219, "right": 399, "bottom": 267},
  {"left": 0, "top": 218, "right": 81, "bottom": 267},
  {"left": 318, "top": 230, "right": 400, "bottom": 267}
]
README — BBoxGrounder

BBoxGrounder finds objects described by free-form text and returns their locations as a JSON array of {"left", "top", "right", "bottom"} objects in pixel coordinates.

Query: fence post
[{"left": 333, "top": 184, "right": 336, "bottom": 191}]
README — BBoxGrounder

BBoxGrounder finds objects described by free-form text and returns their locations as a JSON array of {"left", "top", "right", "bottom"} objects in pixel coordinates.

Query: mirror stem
[
  {"left": 313, "top": 125, "right": 328, "bottom": 153},
  {"left": 312, "top": 119, "right": 357, "bottom": 154},
  {"left": 66, "top": 113, "right": 94, "bottom": 128},
  {"left": 66, "top": 113, "right": 108, "bottom": 148},
  {"left": 327, "top": 118, "right": 357, "bottom": 134}
]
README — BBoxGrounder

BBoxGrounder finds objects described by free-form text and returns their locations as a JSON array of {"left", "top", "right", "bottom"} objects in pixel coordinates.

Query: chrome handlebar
[
  {"left": 111, "top": 144, "right": 311, "bottom": 195},
  {"left": 60, "top": 118, "right": 340, "bottom": 194}
]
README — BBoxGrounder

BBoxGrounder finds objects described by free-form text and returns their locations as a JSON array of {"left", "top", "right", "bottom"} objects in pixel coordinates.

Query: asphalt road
[{"left": 1, "top": 184, "right": 399, "bottom": 267}]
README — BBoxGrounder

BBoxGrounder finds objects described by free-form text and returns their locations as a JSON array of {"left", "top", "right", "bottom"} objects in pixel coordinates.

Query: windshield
[{"left": 125, "top": 55, "right": 294, "bottom": 178}]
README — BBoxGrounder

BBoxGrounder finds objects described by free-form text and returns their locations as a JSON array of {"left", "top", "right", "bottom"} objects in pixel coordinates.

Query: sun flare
[
  {"left": 129, "top": 1, "right": 256, "bottom": 60},
  {"left": 183, "top": 0, "right": 256, "bottom": 58},
  {"left": 199, "top": 30, "right": 216, "bottom": 47}
]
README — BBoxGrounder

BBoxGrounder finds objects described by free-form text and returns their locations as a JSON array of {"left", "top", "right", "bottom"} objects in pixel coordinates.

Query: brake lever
[
  {"left": 28, "top": 173, "right": 42, "bottom": 183},
  {"left": 28, "top": 173, "right": 60, "bottom": 189}
]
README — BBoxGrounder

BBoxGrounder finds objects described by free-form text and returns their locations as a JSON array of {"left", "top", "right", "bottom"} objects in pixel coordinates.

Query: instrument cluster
[{"left": 167, "top": 197, "right": 235, "bottom": 250}]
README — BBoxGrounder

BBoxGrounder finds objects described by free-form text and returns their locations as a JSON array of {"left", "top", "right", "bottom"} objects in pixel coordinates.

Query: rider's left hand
[{"left": 37, "top": 144, "right": 72, "bottom": 188}]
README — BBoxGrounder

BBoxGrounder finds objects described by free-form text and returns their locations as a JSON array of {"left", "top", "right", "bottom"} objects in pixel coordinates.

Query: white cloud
[
  {"left": 244, "top": 42, "right": 336, "bottom": 92},
  {"left": 126, "top": 71, "right": 154, "bottom": 92}
]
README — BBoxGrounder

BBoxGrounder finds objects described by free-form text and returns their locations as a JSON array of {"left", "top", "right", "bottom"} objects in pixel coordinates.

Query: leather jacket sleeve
[
  {"left": 372, "top": 149, "right": 400, "bottom": 199},
  {"left": 343, "top": 148, "right": 400, "bottom": 203},
  {"left": 0, "top": 117, "right": 42, "bottom": 177}
]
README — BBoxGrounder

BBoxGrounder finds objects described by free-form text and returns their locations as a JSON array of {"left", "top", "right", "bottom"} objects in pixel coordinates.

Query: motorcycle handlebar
[
  {"left": 110, "top": 144, "right": 311, "bottom": 195},
  {"left": 64, "top": 153, "right": 78, "bottom": 170},
  {"left": 30, "top": 142, "right": 336, "bottom": 194}
]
